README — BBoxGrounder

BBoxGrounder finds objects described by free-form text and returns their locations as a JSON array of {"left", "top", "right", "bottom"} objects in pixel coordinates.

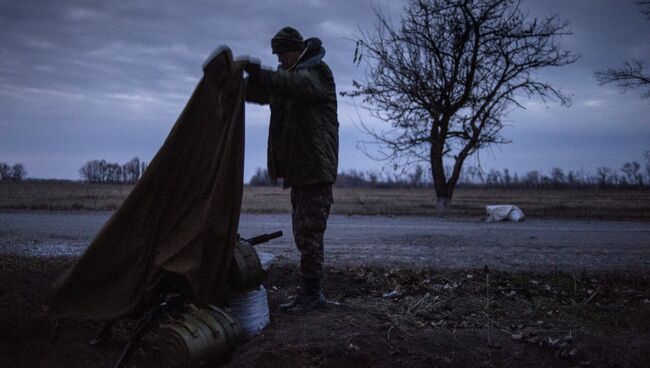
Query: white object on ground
[
  {"left": 227, "top": 286, "right": 270, "bottom": 338},
  {"left": 382, "top": 290, "right": 402, "bottom": 299},
  {"left": 485, "top": 205, "right": 526, "bottom": 222}
]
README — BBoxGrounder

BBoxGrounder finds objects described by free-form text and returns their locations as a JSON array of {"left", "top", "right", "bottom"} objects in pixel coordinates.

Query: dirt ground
[{"left": 2, "top": 255, "right": 649, "bottom": 368}]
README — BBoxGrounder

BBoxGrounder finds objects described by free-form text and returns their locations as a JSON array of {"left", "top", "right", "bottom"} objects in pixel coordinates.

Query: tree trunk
[
  {"left": 435, "top": 195, "right": 452, "bottom": 213},
  {"left": 430, "top": 143, "right": 452, "bottom": 215}
]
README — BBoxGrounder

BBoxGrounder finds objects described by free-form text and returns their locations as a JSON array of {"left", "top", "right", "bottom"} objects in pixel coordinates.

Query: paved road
[{"left": 1, "top": 211, "right": 649, "bottom": 271}]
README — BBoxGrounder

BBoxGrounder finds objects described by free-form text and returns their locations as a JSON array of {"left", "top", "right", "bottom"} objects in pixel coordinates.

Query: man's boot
[{"left": 279, "top": 277, "right": 326, "bottom": 313}]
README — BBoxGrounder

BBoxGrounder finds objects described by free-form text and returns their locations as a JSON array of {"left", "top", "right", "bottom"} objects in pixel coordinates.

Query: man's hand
[{"left": 243, "top": 61, "right": 262, "bottom": 81}]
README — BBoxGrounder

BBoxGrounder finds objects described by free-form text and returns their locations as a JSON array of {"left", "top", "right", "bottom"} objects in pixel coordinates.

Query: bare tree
[
  {"left": 346, "top": 0, "right": 577, "bottom": 210},
  {"left": 595, "top": 61, "right": 650, "bottom": 98},
  {"left": 594, "top": 1, "right": 650, "bottom": 98},
  {"left": 122, "top": 157, "right": 141, "bottom": 183},
  {"left": 621, "top": 161, "right": 644, "bottom": 186},
  {"left": 485, "top": 169, "right": 503, "bottom": 187},
  {"left": 408, "top": 165, "right": 426, "bottom": 187},
  {"left": 0, "top": 163, "right": 27, "bottom": 181},
  {"left": 0, "top": 162, "right": 11, "bottom": 181},
  {"left": 81, "top": 157, "right": 144, "bottom": 183},
  {"left": 502, "top": 168, "right": 512, "bottom": 187},
  {"left": 596, "top": 167, "right": 612, "bottom": 187},
  {"left": 104, "top": 163, "right": 121, "bottom": 183},
  {"left": 645, "top": 150, "right": 650, "bottom": 181},
  {"left": 525, "top": 170, "right": 540, "bottom": 188},
  {"left": 550, "top": 167, "right": 565, "bottom": 187},
  {"left": 10, "top": 164, "right": 27, "bottom": 181},
  {"left": 249, "top": 167, "right": 275, "bottom": 186},
  {"left": 462, "top": 165, "right": 480, "bottom": 184},
  {"left": 80, "top": 160, "right": 100, "bottom": 183},
  {"left": 98, "top": 160, "right": 108, "bottom": 182}
]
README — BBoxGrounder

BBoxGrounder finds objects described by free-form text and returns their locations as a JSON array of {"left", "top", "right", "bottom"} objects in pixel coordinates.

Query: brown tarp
[{"left": 49, "top": 48, "right": 245, "bottom": 319}]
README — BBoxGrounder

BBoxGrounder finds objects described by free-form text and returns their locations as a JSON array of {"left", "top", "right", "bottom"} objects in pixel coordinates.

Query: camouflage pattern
[
  {"left": 244, "top": 40, "right": 339, "bottom": 188},
  {"left": 290, "top": 183, "right": 333, "bottom": 284}
]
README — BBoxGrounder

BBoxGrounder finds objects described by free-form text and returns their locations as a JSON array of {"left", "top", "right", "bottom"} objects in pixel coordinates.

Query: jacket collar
[{"left": 295, "top": 47, "right": 325, "bottom": 71}]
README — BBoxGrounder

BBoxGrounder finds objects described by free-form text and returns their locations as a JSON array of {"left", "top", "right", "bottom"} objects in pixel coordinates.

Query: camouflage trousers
[{"left": 290, "top": 183, "right": 333, "bottom": 285}]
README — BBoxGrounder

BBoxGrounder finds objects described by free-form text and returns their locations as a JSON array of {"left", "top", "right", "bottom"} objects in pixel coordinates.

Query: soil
[{"left": 1, "top": 255, "right": 649, "bottom": 368}]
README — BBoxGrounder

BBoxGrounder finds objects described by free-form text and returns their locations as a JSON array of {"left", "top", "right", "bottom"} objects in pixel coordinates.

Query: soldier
[{"left": 243, "top": 26, "right": 339, "bottom": 313}]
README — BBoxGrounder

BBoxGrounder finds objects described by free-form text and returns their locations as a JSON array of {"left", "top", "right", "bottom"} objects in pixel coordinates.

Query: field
[
  {"left": 1, "top": 181, "right": 650, "bottom": 220},
  {"left": 1, "top": 181, "right": 649, "bottom": 367}
]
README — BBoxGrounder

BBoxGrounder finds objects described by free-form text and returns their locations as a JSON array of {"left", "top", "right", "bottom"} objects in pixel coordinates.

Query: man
[{"left": 243, "top": 26, "right": 339, "bottom": 313}]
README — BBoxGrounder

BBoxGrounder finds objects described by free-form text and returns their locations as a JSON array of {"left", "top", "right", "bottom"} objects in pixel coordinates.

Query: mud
[{"left": 1, "top": 256, "right": 649, "bottom": 368}]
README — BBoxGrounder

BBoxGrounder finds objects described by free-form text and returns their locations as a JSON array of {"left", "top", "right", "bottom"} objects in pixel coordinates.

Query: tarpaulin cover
[
  {"left": 49, "top": 47, "right": 245, "bottom": 319},
  {"left": 485, "top": 205, "right": 525, "bottom": 222}
]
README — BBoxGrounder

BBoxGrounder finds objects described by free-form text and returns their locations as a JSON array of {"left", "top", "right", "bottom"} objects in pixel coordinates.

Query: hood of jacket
[
  {"left": 295, "top": 37, "right": 326, "bottom": 70},
  {"left": 278, "top": 37, "right": 326, "bottom": 71}
]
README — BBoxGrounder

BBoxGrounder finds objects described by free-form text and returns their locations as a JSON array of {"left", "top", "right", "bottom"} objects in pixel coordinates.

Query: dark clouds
[{"left": 0, "top": 0, "right": 648, "bottom": 179}]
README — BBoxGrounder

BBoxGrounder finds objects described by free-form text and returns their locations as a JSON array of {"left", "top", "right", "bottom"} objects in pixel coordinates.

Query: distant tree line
[
  {"left": 248, "top": 167, "right": 277, "bottom": 186},
  {"left": 0, "top": 162, "right": 27, "bottom": 181},
  {"left": 79, "top": 157, "right": 147, "bottom": 183},
  {"left": 457, "top": 162, "right": 647, "bottom": 189},
  {"left": 248, "top": 152, "right": 650, "bottom": 189},
  {"left": 248, "top": 165, "right": 439, "bottom": 189},
  {"left": 248, "top": 165, "right": 429, "bottom": 189}
]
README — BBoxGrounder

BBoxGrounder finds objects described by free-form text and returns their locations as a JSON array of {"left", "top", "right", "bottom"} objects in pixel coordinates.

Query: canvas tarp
[
  {"left": 49, "top": 47, "right": 245, "bottom": 319},
  {"left": 485, "top": 205, "right": 525, "bottom": 222}
]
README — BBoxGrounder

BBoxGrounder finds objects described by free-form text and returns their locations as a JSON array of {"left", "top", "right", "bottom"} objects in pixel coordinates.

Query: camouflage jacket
[{"left": 245, "top": 43, "right": 339, "bottom": 188}]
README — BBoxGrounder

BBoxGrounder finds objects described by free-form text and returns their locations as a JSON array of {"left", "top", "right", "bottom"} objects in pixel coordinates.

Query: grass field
[{"left": 1, "top": 181, "right": 649, "bottom": 220}]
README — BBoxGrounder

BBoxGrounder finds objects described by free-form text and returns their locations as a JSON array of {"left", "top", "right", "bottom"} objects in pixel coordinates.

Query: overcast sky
[{"left": 1, "top": 0, "right": 648, "bottom": 181}]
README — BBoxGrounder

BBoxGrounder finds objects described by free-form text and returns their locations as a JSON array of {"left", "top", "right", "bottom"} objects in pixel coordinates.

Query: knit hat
[{"left": 271, "top": 26, "right": 304, "bottom": 54}]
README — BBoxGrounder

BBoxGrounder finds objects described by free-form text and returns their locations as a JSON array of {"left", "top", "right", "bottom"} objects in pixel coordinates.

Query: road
[{"left": 1, "top": 211, "right": 649, "bottom": 271}]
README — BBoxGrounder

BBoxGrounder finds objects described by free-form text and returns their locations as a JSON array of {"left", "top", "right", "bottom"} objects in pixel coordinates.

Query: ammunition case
[{"left": 157, "top": 304, "right": 242, "bottom": 368}]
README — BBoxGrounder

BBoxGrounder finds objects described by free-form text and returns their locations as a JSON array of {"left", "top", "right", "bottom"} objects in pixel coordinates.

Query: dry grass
[
  {"left": 1, "top": 181, "right": 649, "bottom": 220},
  {"left": 0, "top": 181, "right": 131, "bottom": 211},
  {"left": 246, "top": 186, "right": 650, "bottom": 220}
]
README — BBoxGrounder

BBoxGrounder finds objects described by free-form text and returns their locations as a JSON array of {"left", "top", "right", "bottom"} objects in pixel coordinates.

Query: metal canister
[
  {"left": 157, "top": 304, "right": 242, "bottom": 368},
  {"left": 229, "top": 239, "right": 264, "bottom": 292},
  {"left": 206, "top": 304, "right": 243, "bottom": 345}
]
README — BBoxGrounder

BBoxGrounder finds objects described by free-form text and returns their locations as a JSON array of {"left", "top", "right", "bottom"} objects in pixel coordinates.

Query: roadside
[{"left": 1, "top": 256, "right": 649, "bottom": 368}]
